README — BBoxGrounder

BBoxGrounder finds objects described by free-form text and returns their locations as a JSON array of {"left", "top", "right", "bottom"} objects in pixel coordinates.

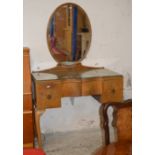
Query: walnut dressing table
[
  {"left": 31, "top": 3, "right": 123, "bottom": 148},
  {"left": 32, "top": 64, "right": 123, "bottom": 147}
]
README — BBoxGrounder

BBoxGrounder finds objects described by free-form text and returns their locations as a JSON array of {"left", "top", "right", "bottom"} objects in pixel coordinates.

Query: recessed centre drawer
[
  {"left": 61, "top": 79, "right": 81, "bottom": 97},
  {"left": 35, "top": 80, "right": 61, "bottom": 109},
  {"left": 82, "top": 78, "right": 102, "bottom": 95}
]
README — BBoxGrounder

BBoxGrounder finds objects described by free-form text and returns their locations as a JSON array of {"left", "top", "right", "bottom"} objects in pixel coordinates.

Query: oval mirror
[{"left": 47, "top": 3, "right": 92, "bottom": 65}]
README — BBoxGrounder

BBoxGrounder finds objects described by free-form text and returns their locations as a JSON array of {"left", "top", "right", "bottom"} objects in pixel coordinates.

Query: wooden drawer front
[
  {"left": 61, "top": 80, "right": 81, "bottom": 97},
  {"left": 23, "top": 112, "right": 34, "bottom": 146},
  {"left": 23, "top": 94, "right": 32, "bottom": 110},
  {"left": 36, "top": 81, "right": 61, "bottom": 109},
  {"left": 102, "top": 77, "right": 123, "bottom": 103},
  {"left": 82, "top": 78, "right": 102, "bottom": 96}
]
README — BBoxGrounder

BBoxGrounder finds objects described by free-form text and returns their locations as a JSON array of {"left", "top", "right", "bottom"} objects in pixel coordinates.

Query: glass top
[{"left": 32, "top": 67, "right": 121, "bottom": 81}]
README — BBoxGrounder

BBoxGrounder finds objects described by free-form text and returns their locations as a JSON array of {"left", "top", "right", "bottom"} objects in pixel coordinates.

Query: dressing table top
[{"left": 32, "top": 65, "right": 122, "bottom": 81}]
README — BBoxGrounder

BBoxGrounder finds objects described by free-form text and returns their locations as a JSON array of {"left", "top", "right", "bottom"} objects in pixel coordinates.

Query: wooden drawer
[
  {"left": 23, "top": 111, "right": 34, "bottom": 146},
  {"left": 36, "top": 80, "right": 61, "bottom": 109},
  {"left": 82, "top": 78, "right": 102, "bottom": 95},
  {"left": 102, "top": 77, "right": 123, "bottom": 103},
  {"left": 61, "top": 79, "right": 81, "bottom": 97},
  {"left": 23, "top": 94, "right": 32, "bottom": 110}
]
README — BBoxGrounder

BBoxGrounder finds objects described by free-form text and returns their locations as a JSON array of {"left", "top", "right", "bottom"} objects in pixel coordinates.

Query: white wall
[{"left": 24, "top": 0, "right": 132, "bottom": 133}]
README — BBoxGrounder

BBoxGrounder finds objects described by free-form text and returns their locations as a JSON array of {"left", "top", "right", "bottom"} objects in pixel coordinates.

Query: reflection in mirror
[{"left": 47, "top": 3, "right": 91, "bottom": 64}]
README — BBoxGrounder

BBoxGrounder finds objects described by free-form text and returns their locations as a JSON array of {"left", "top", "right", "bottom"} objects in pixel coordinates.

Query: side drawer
[
  {"left": 35, "top": 80, "right": 61, "bottom": 109},
  {"left": 23, "top": 111, "right": 34, "bottom": 147},
  {"left": 82, "top": 78, "right": 102, "bottom": 96},
  {"left": 102, "top": 77, "right": 123, "bottom": 103},
  {"left": 23, "top": 94, "right": 32, "bottom": 110}
]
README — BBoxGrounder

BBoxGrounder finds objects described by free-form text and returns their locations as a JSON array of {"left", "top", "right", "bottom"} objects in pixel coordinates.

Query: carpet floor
[{"left": 41, "top": 128, "right": 104, "bottom": 155}]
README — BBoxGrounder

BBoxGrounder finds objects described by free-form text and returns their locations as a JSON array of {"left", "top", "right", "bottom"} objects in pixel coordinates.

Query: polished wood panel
[
  {"left": 23, "top": 47, "right": 34, "bottom": 148},
  {"left": 93, "top": 141, "right": 132, "bottom": 155},
  {"left": 102, "top": 99, "right": 132, "bottom": 145},
  {"left": 102, "top": 77, "right": 123, "bottom": 103},
  {"left": 82, "top": 78, "right": 102, "bottom": 95},
  {"left": 23, "top": 48, "right": 32, "bottom": 93},
  {"left": 23, "top": 94, "right": 32, "bottom": 110},
  {"left": 61, "top": 79, "right": 81, "bottom": 97},
  {"left": 23, "top": 143, "right": 34, "bottom": 148},
  {"left": 35, "top": 80, "right": 61, "bottom": 109},
  {"left": 116, "top": 106, "right": 132, "bottom": 142},
  {"left": 23, "top": 112, "right": 33, "bottom": 144}
]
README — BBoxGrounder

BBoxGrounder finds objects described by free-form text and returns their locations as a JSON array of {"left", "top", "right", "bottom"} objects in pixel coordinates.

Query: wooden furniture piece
[
  {"left": 23, "top": 47, "right": 34, "bottom": 148},
  {"left": 93, "top": 100, "right": 132, "bottom": 155},
  {"left": 32, "top": 64, "right": 123, "bottom": 148},
  {"left": 102, "top": 99, "right": 132, "bottom": 145},
  {"left": 31, "top": 3, "right": 124, "bottom": 148}
]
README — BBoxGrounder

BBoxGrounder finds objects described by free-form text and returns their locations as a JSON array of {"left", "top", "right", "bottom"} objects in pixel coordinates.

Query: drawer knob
[
  {"left": 47, "top": 94, "right": 52, "bottom": 100},
  {"left": 111, "top": 88, "right": 115, "bottom": 94},
  {"left": 46, "top": 85, "right": 51, "bottom": 89}
]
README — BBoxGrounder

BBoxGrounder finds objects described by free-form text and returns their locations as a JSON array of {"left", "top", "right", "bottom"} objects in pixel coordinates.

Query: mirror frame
[{"left": 46, "top": 2, "right": 92, "bottom": 66}]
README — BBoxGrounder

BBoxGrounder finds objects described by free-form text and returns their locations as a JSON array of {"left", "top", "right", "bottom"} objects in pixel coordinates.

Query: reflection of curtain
[
  {"left": 49, "top": 16, "right": 68, "bottom": 57},
  {"left": 50, "top": 36, "right": 67, "bottom": 55},
  {"left": 50, "top": 17, "right": 61, "bottom": 54},
  {"left": 50, "top": 16, "right": 55, "bottom": 37},
  {"left": 72, "top": 6, "right": 78, "bottom": 61}
]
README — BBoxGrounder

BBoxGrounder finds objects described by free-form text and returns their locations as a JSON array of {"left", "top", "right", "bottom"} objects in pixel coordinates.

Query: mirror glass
[{"left": 47, "top": 3, "right": 91, "bottom": 64}]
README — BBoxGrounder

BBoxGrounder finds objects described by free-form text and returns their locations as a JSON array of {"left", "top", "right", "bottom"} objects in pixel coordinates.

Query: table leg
[
  {"left": 35, "top": 110, "right": 43, "bottom": 148},
  {"left": 99, "top": 104, "right": 110, "bottom": 145}
]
